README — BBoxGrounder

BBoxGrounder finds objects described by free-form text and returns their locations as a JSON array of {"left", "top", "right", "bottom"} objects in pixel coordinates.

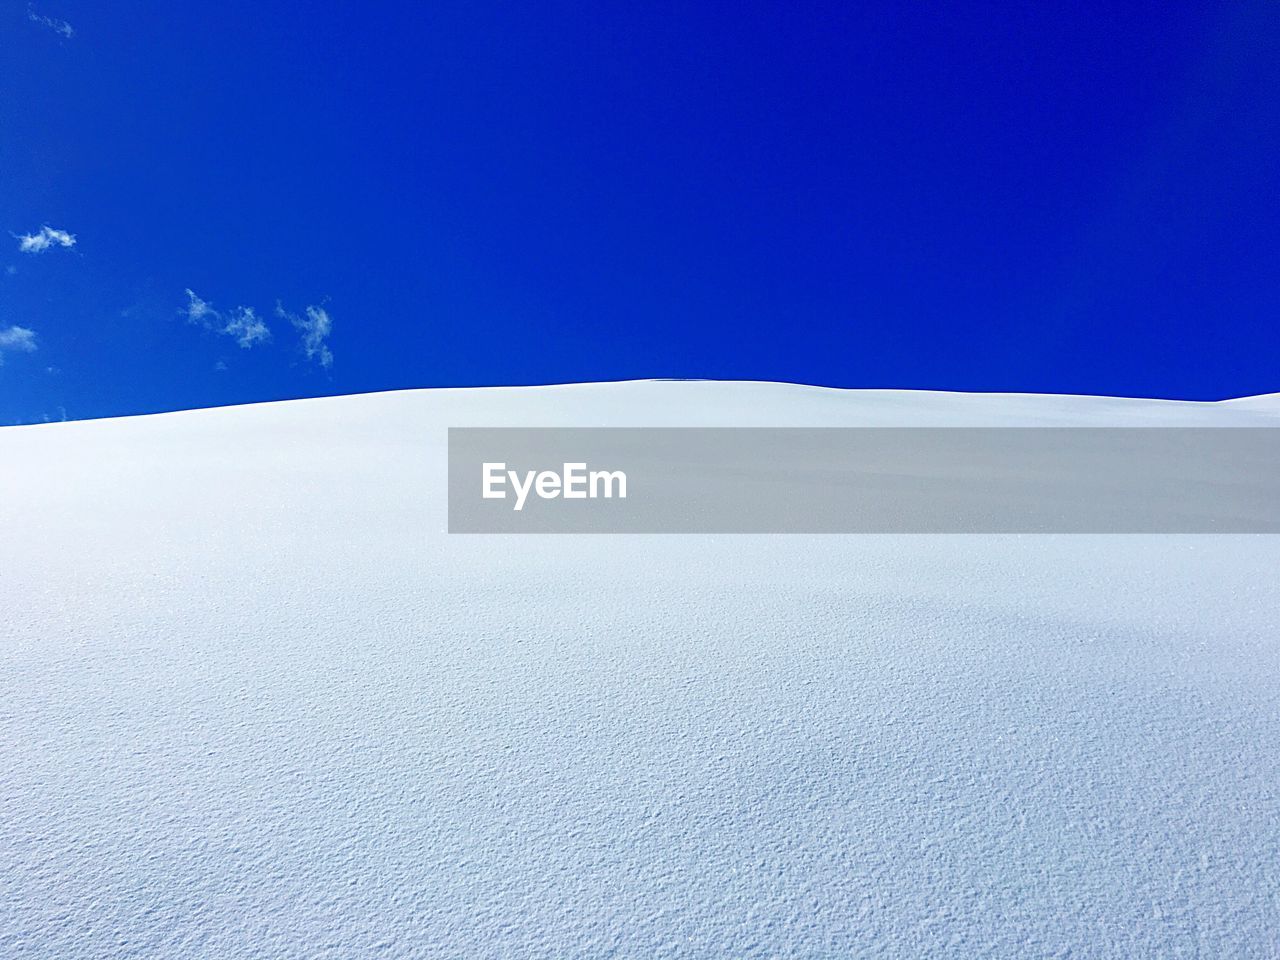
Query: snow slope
[{"left": 2, "top": 381, "right": 1278, "bottom": 958}]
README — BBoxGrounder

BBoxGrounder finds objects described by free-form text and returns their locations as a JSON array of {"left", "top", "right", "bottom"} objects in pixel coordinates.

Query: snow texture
[{"left": 2, "top": 381, "right": 1278, "bottom": 958}]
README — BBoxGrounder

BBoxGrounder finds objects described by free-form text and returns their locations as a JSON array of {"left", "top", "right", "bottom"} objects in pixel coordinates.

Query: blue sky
[{"left": 1, "top": 1, "right": 1277, "bottom": 422}]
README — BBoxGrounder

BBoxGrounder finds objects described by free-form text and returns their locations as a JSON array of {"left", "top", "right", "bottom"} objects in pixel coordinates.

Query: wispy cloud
[
  {"left": 0, "top": 326, "right": 38, "bottom": 351},
  {"left": 28, "top": 5, "right": 74, "bottom": 38},
  {"left": 182, "top": 290, "right": 333, "bottom": 367},
  {"left": 0, "top": 325, "right": 38, "bottom": 365},
  {"left": 182, "top": 288, "right": 216, "bottom": 324},
  {"left": 16, "top": 226, "right": 76, "bottom": 254},
  {"left": 223, "top": 306, "right": 270, "bottom": 348},
  {"left": 277, "top": 302, "right": 334, "bottom": 369},
  {"left": 183, "top": 289, "right": 271, "bottom": 348}
]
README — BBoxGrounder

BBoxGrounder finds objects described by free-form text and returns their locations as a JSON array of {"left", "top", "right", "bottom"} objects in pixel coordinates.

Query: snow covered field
[{"left": 2, "top": 381, "right": 1278, "bottom": 958}]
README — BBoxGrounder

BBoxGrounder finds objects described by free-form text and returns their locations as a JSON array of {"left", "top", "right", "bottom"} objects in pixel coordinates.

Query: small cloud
[
  {"left": 182, "top": 288, "right": 216, "bottom": 324},
  {"left": 0, "top": 325, "right": 38, "bottom": 365},
  {"left": 4, "top": 265, "right": 16, "bottom": 276},
  {"left": 28, "top": 6, "right": 74, "bottom": 38},
  {"left": 277, "top": 301, "right": 334, "bottom": 369},
  {"left": 214, "top": 360, "right": 228, "bottom": 372},
  {"left": 0, "top": 325, "right": 38, "bottom": 352},
  {"left": 183, "top": 289, "right": 271, "bottom": 348},
  {"left": 16, "top": 226, "right": 76, "bottom": 254},
  {"left": 223, "top": 306, "right": 270, "bottom": 348}
]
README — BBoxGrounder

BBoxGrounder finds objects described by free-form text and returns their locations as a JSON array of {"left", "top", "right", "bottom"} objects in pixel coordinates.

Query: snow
[{"left": 2, "top": 380, "right": 1278, "bottom": 958}]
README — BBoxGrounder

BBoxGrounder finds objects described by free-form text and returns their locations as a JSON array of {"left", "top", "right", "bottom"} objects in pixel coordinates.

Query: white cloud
[
  {"left": 223, "top": 306, "right": 270, "bottom": 348},
  {"left": 0, "top": 325, "right": 38, "bottom": 352},
  {"left": 183, "top": 288, "right": 216, "bottom": 325},
  {"left": 184, "top": 289, "right": 272, "bottom": 349},
  {"left": 17, "top": 226, "right": 76, "bottom": 254},
  {"left": 28, "top": 6, "right": 74, "bottom": 38},
  {"left": 0, "top": 325, "right": 38, "bottom": 365},
  {"left": 183, "top": 290, "right": 333, "bottom": 366},
  {"left": 277, "top": 302, "right": 334, "bottom": 369}
]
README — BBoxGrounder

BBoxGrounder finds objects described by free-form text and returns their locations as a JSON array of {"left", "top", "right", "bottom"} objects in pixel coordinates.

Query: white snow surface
[{"left": 2, "top": 380, "right": 1278, "bottom": 958}]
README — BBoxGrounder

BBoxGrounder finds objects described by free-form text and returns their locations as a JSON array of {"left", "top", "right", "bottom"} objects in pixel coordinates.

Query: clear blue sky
[{"left": 2, "top": 1, "right": 1277, "bottom": 422}]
